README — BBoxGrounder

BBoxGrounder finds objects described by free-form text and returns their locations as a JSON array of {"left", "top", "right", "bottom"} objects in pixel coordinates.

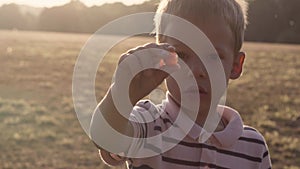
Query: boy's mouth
[
  {"left": 185, "top": 85, "right": 208, "bottom": 95},
  {"left": 198, "top": 86, "right": 208, "bottom": 95}
]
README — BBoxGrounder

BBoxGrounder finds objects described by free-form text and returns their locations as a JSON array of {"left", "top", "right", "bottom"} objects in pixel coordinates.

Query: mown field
[{"left": 0, "top": 30, "right": 299, "bottom": 169}]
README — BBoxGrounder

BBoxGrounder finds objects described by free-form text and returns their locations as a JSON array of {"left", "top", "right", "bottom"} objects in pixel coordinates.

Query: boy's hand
[{"left": 113, "top": 43, "right": 180, "bottom": 105}]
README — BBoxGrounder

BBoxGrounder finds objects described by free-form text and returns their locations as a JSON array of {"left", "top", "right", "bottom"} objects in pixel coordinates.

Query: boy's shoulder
[
  {"left": 135, "top": 99, "right": 158, "bottom": 110},
  {"left": 239, "top": 125, "right": 272, "bottom": 167},
  {"left": 241, "top": 125, "right": 268, "bottom": 147},
  {"left": 218, "top": 105, "right": 268, "bottom": 146},
  {"left": 130, "top": 99, "right": 167, "bottom": 123}
]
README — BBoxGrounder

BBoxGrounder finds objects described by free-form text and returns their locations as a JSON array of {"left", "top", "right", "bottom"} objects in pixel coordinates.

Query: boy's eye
[
  {"left": 209, "top": 54, "right": 223, "bottom": 60},
  {"left": 210, "top": 54, "right": 219, "bottom": 60}
]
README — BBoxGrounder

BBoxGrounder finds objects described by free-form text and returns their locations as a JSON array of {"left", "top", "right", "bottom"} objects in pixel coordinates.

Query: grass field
[{"left": 0, "top": 30, "right": 299, "bottom": 169}]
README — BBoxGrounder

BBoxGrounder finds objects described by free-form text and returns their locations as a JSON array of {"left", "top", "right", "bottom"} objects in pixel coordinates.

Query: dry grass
[{"left": 0, "top": 30, "right": 299, "bottom": 169}]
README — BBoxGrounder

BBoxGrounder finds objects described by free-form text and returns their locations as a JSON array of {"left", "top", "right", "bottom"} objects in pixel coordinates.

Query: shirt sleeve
[
  {"left": 242, "top": 126, "right": 272, "bottom": 169},
  {"left": 125, "top": 100, "right": 158, "bottom": 156},
  {"left": 99, "top": 100, "right": 157, "bottom": 165},
  {"left": 99, "top": 149, "right": 127, "bottom": 166},
  {"left": 260, "top": 142, "right": 272, "bottom": 169},
  {"left": 253, "top": 127, "right": 272, "bottom": 169}
]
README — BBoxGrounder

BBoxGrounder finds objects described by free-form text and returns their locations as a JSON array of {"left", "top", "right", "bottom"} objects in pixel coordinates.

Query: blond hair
[{"left": 154, "top": 0, "right": 248, "bottom": 52}]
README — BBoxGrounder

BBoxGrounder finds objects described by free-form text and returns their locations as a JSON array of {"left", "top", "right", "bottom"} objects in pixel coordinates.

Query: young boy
[{"left": 90, "top": 0, "right": 272, "bottom": 168}]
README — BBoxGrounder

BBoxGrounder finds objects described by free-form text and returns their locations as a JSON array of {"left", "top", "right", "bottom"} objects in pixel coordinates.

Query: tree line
[{"left": 0, "top": 0, "right": 299, "bottom": 43}]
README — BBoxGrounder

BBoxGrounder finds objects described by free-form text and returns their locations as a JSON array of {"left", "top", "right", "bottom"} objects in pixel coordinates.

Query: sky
[{"left": 0, "top": 0, "right": 149, "bottom": 8}]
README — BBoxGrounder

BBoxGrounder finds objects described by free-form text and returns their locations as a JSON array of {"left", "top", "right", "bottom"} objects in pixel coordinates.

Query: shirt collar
[{"left": 162, "top": 93, "right": 243, "bottom": 148}]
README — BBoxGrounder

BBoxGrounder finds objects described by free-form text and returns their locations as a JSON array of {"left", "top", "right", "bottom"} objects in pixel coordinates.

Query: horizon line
[{"left": 0, "top": 0, "right": 150, "bottom": 8}]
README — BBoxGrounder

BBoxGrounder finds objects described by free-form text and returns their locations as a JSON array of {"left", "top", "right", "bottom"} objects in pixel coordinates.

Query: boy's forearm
[
  {"left": 98, "top": 88, "right": 134, "bottom": 137},
  {"left": 90, "top": 43, "right": 178, "bottom": 151},
  {"left": 89, "top": 85, "right": 136, "bottom": 157},
  {"left": 90, "top": 86, "right": 135, "bottom": 153}
]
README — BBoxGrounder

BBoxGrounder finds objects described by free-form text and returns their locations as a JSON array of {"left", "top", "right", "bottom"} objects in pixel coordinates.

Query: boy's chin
[
  {"left": 180, "top": 95, "right": 213, "bottom": 115},
  {"left": 170, "top": 92, "right": 211, "bottom": 106}
]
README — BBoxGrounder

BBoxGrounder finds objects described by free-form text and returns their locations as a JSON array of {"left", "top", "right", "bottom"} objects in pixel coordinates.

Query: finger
[
  {"left": 131, "top": 48, "right": 178, "bottom": 72},
  {"left": 157, "top": 43, "right": 176, "bottom": 52},
  {"left": 117, "top": 53, "right": 145, "bottom": 85},
  {"left": 156, "top": 44, "right": 177, "bottom": 61},
  {"left": 139, "top": 43, "right": 176, "bottom": 61},
  {"left": 157, "top": 43, "right": 172, "bottom": 49},
  {"left": 160, "top": 64, "right": 181, "bottom": 75},
  {"left": 144, "top": 64, "right": 181, "bottom": 85},
  {"left": 164, "top": 51, "right": 178, "bottom": 66},
  {"left": 118, "top": 53, "right": 129, "bottom": 64},
  {"left": 120, "top": 43, "right": 177, "bottom": 74},
  {"left": 153, "top": 51, "right": 178, "bottom": 69},
  {"left": 127, "top": 46, "right": 146, "bottom": 54},
  {"left": 143, "top": 43, "right": 158, "bottom": 48},
  {"left": 131, "top": 43, "right": 175, "bottom": 54},
  {"left": 144, "top": 43, "right": 175, "bottom": 55},
  {"left": 133, "top": 48, "right": 163, "bottom": 69},
  {"left": 167, "top": 45, "right": 176, "bottom": 53}
]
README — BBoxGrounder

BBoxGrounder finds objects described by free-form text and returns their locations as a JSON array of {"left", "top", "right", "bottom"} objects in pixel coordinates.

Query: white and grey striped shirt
[{"left": 100, "top": 96, "right": 272, "bottom": 169}]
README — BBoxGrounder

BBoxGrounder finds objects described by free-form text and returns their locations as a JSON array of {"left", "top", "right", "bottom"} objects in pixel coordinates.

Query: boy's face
[{"left": 162, "top": 16, "right": 245, "bottom": 118}]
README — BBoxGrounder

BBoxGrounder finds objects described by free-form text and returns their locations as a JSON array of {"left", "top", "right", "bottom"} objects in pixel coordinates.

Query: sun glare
[{"left": 0, "top": 0, "right": 149, "bottom": 8}]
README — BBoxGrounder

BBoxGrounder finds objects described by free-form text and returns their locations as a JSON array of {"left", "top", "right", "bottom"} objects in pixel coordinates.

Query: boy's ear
[{"left": 230, "top": 52, "right": 245, "bottom": 79}]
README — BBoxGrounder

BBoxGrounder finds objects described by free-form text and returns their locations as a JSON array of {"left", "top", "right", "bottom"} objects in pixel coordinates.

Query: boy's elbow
[
  {"left": 89, "top": 108, "right": 132, "bottom": 153},
  {"left": 89, "top": 108, "right": 103, "bottom": 148},
  {"left": 90, "top": 125, "right": 97, "bottom": 148}
]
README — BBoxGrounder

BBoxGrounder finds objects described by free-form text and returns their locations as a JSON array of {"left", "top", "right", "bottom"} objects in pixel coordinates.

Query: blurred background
[
  {"left": 0, "top": 0, "right": 299, "bottom": 169},
  {"left": 0, "top": 0, "right": 300, "bottom": 43}
]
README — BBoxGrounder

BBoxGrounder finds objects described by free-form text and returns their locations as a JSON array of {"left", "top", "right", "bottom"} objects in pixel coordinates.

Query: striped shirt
[{"left": 100, "top": 95, "right": 272, "bottom": 169}]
